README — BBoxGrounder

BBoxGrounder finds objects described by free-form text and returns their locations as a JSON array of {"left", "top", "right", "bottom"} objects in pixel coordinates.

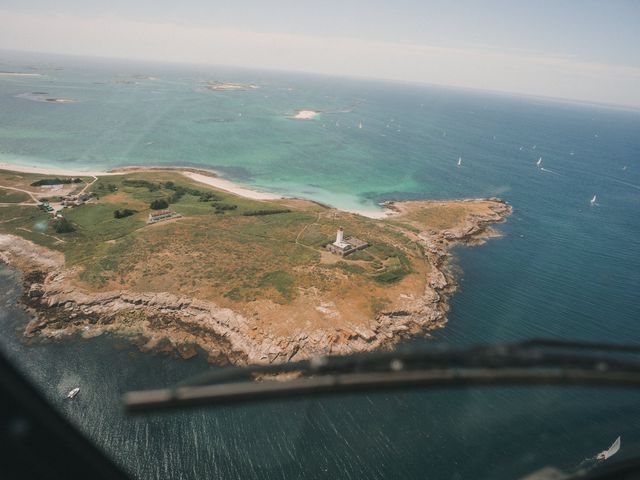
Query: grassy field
[
  {"left": 0, "top": 168, "right": 499, "bottom": 331},
  {"left": 0, "top": 188, "right": 31, "bottom": 203},
  {"left": 0, "top": 169, "right": 93, "bottom": 190}
]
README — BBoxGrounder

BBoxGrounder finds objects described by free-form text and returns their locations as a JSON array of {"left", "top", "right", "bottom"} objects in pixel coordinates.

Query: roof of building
[{"left": 149, "top": 210, "right": 172, "bottom": 217}]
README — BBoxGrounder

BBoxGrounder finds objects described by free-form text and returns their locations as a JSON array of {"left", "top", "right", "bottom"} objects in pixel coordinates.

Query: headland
[{"left": 0, "top": 164, "right": 511, "bottom": 365}]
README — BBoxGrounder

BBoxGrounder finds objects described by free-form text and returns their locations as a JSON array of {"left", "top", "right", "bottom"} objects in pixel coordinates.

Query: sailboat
[
  {"left": 457, "top": 157, "right": 462, "bottom": 167},
  {"left": 596, "top": 436, "right": 620, "bottom": 460},
  {"left": 590, "top": 195, "right": 597, "bottom": 205},
  {"left": 536, "top": 157, "right": 542, "bottom": 168},
  {"left": 67, "top": 387, "right": 80, "bottom": 399},
  {"left": 358, "top": 121, "right": 363, "bottom": 129}
]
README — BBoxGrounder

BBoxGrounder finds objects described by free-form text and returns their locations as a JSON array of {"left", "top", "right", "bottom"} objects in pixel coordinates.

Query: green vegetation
[
  {"left": 0, "top": 188, "right": 31, "bottom": 203},
  {"left": 122, "top": 179, "right": 160, "bottom": 191},
  {"left": 335, "top": 261, "right": 366, "bottom": 275},
  {"left": 96, "top": 183, "right": 118, "bottom": 193},
  {"left": 113, "top": 209, "right": 137, "bottom": 219},
  {"left": 30, "top": 177, "right": 82, "bottom": 187},
  {"left": 150, "top": 199, "right": 169, "bottom": 210},
  {"left": 242, "top": 209, "right": 291, "bottom": 216},
  {"left": 1, "top": 168, "right": 483, "bottom": 312},
  {"left": 213, "top": 203, "right": 237, "bottom": 214},
  {"left": 258, "top": 270, "right": 295, "bottom": 302},
  {"left": 53, "top": 217, "right": 75, "bottom": 233},
  {"left": 372, "top": 267, "right": 408, "bottom": 284},
  {"left": 347, "top": 250, "right": 375, "bottom": 262}
]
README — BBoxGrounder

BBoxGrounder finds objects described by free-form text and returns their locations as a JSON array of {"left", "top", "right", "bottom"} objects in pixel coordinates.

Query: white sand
[
  {"left": 293, "top": 110, "right": 319, "bottom": 120},
  {"left": 344, "top": 208, "right": 397, "bottom": 219},
  {"left": 0, "top": 72, "right": 42, "bottom": 77},
  {"left": 0, "top": 162, "right": 394, "bottom": 217},
  {"left": 0, "top": 163, "right": 104, "bottom": 177},
  {"left": 181, "top": 172, "right": 283, "bottom": 201},
  {"left": 0, "top": 162, "right": 283, "bottom": 201}
]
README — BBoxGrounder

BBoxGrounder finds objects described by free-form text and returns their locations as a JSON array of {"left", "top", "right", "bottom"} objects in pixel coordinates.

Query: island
[
  {"left": 0, "top": 166, "right": 511, "bottom": 365},
  {"left": 293, "top": 109, "right": 320, "bottom": 120},
  {"left": 15, "top": 92, "right": 78, "bottom": 103},
  {"left": 204, "top": 81, "right": 259, "bottom": 91},
  {"left": 0, "top": 71, "right": 43, "bottom": 77}
]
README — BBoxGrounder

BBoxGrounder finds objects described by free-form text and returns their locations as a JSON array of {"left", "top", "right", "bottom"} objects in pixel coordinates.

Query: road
[{"left": 0, "top": 185, "right": 39, "bottom": 203}]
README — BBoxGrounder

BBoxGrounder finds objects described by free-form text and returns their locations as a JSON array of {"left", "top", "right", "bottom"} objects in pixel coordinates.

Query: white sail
[
  {"left": 358, "top": 121, "right": 363, "bottom": 129},
  {"left": 536, "top": 157, "right": 542, "bottom": 167},
  {"left": 597, "top": 436, "right": 620, "bottom": 460},
  {"left": 591, "top": 195, "right": 597, "bottom": 205},
  {"left": 457, "top": 157, "right": 462, "bottom": 166}
]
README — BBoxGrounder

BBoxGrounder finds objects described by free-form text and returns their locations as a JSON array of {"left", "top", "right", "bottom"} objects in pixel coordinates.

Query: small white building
[{"left": 147, "top": 210, "right": 181, "bottom": 224}]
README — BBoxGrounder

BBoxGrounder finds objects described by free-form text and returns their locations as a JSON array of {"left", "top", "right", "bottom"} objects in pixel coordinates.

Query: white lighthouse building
[
  {"left": 327, "top": 226, "right": 369, "bottom": 256},
  {"left": 331, "top": 226, "right": 351, "bottom": 254}
]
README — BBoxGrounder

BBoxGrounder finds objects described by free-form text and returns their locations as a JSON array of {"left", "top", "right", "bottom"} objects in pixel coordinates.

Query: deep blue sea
[{"left": 1, "top": 51, "right": 639, "bottom": 479}]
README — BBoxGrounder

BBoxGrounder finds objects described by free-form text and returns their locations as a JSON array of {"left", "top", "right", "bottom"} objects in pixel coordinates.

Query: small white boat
[
  {"left": 597, "top": 436, "right": 620, "bottom": 460},
  {"left": 457, "top": 156, "right": 462, "bottom": 167},
  {"left": 590, "top": 195, "right": 597, "bottom": 205},
  {"left": 67, "top": 387, "right": 80, "bottom": 399},
  {"left": 536, "top": 157, "right": 543, "bottom": 168},
  {"left": 358, "top": 121, "right": 363, "bottom": 129}
]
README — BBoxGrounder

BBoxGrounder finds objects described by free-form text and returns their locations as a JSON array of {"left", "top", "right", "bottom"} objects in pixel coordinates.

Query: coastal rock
[{"left": 0, "top": 200, "right": 512, "bottom": 366}]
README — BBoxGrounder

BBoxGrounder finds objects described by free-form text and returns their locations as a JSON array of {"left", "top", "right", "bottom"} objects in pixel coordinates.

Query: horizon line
[{"left": 2, "top": 47, "right": 640, "bottom": 114}]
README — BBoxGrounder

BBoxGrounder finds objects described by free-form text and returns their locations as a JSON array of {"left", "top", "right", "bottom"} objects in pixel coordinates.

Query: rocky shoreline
[{"left": 1, "top": 199, "right": 511, "bottom": 366}]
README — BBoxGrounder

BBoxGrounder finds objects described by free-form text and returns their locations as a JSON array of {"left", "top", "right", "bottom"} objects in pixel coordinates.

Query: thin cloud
[{"left": 1, "top": 9, "right": 638, "bottom": 108}]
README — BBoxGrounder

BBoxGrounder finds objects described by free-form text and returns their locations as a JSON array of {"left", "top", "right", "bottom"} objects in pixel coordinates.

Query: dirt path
[
  {"left": 17, "top": 226, "right": 66, "bottom": 244},
  {"left": 0, "top": 185, "right": 39, "bottom": 203},
  {"left": 295, "top": 212, "right": 322, "bottom": 249},
  {"left": 78, "top": 175, "right": 97, "bottom": 195}
]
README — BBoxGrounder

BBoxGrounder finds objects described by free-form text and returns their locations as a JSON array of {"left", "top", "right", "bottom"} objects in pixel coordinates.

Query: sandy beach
[
  {"left": 0, "top": 162, "right": 105, "bottom": 177},
  {"left": 182, "top": 172, "right": 283, "bottom": 201},
  {"left": 0, "top": 161, "right": 394, "bottom": 218},
  {"left": 293, "top": 110, "right": 320, "bottom": 120},
  {"left": 0, "top": 72, "right": 42, "bottom": 77}
]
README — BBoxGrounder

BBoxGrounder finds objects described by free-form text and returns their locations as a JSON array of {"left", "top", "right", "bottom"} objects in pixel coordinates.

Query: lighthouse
[{"left": 327, "top": 226, "right": 369, "bottom": 256}]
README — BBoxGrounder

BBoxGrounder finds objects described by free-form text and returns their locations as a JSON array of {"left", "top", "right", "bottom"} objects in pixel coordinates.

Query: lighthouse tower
[{"left": 335, "top": 227, "right": 344, "bottom": 245}]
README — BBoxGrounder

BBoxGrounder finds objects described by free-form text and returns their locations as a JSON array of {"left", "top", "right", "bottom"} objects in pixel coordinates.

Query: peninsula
[{"left": 0, "top": 166, "right": 511, "bottom": 365}]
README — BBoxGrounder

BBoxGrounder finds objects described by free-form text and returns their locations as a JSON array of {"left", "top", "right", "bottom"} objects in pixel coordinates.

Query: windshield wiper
[{"left": 122, "top": 339, "right": 640, "bottom": 413}]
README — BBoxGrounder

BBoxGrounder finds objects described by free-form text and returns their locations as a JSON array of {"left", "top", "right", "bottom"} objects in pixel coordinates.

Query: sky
[{"left": 1, "top": 0, "right": 639, "bottom": 107}]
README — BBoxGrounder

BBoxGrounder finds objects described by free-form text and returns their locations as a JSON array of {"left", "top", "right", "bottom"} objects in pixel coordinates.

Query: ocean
[{"left": 1, "top": 50, "right": 640, "bottom": 479}]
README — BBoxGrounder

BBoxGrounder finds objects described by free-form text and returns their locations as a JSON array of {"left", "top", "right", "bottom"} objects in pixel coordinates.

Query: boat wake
[{"left": 573, "top": 437, "right": 620, "bottom": 474}]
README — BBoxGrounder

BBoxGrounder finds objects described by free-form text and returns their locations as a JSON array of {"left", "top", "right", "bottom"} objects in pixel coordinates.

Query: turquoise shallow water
[{"left": 1, "top": 51, "right": 640, "bottom": 479}]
